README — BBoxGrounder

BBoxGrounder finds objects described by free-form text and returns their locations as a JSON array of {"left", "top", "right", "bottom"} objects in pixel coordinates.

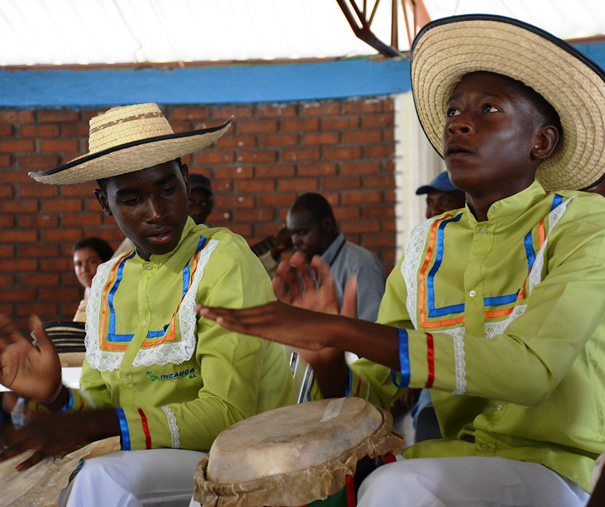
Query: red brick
[
  {"left": 301, "top": 103, "right": 340, "bottom": 116},
  {"left": 321, "top": 193, "right": 341, "bottom": 207},
  {"left": 364, "top": 175, "right": 395, "bottom": 188},
  {"left": 255, "top": 165, "right": 295, "bottom": 178},
  {"left": 39, "top": 110, "right": 79, "bottom": 123},
  {"left": 383, "top": 219, "right": 397, "bottom": 232},
  {"left": 258, "top": 193, "right": 298, "bottom": 207},
  {"left": 362, "top": 114, "right": 394, "bottom": 128},
  {"left": 62, "top": 213, "right": 103, "bottom": 227},
  {"left": 18, "top": 184, "right": 59, "bottom": 198},
  {"left": 282, "top": 147, "right": 320, "bottom": 162},
  {"left": 297, "top": 163, "right": 338, "bottom": 177},
  {"left": 42, "top": 228, "right": 82, "bottom": 242},
  {"left": 384, "top": 129, "right": 395, "bottom": 142},
  {"left": 333, "top": 207, "right": 361, "bottom": 220},
  {"left": 363, "top": 205, "right": 395, "bottom": 218},
  {"left": 341, "top": 161, "right": 381, "bottom": 175},
  {"left": 20, "top": 124, "right": 60, "bottom": 138},
  {"left": 321, "top": 116, "right": 361, "bottom": 130},
  {"left": 60, "top": 152, "right": 83, "bottom": 165},
  {"left": 170, "top": 107, "right": 211, "bottom": 120},
  {"left": 81, "top": 110, "right": 105, "bottom": 122},
  {"left": 0, "top": 289, "right": 37, "bottom": 302},
  {"left": 196, "top": 151, "right": 235, "bottom": 165},
  {"left": 214, "top": 196, "right": 255, "bottom": 208},
  {"left": 213, "top": 107, "right": 254, "bottom": 120},
  {"left": 340, "top": 220, "right": 381, "bottom": 234},
  {"left": 281, "top": 118, "right": 320, "bottom": 132},
  {"left": 278, "top": 179, "right": 319, "bottom": 192},
  {"left": 0, "top": 304, "right": 15, "bottom": 316},
  {"left": 0, "top": 185, "right": 12, "bottom": 198},
  {"left": 322, "top": 177, "right": 361, "bottom": 190},
  {"left": 237, "top": 179, "right": 276, "bottom": 193},
  {"left": 364, "top": 145, "right": 394, "bottom": 158},
  {"left": 17, "top": 214, "right": 58, "bottom": 228},
  {"left": 227, "top": 224, "right": 253, "bottom": 237},
  {"left": 19, "top": 243, "right": 60, "bottom": 257},
  {"left": 343, "top": 131, "right": 383, "bottom": 144},
  {"left": 40, "top": 258, "right": 73, "bottom": 271},
  {"left": 301, "top": 132, "right": 340, "bottom": 145},
  {"left": 170, "top": 122, "right": 192, "bottom": 133},
  {"left": 16, "top": 303, "right": 58, "bottom": 317},
  {"left": 343, "top": 100, "right": 384, "bottom": 114},
  {"left": 217, "top": 135, "right": 257, "bottom": 149},
  {"left": 257, "top": 104, "right": 297, "bottom": 118},
  {"left": 342, "top": 190, "right": 383, "bottom": 205},
  {"left": 62, "top": 123, "right": 89, "bottom": 137},
  {"left": 212, "top": 180, "right": 232, "bottom": 192},
  {"left": 62, "top": 183, "right": 97, "bottom": 197},
  {"left": 42, "top": 199, "right": 82, "bottom": 213},
  {"left": 86, "top": 200, "right": 106, "bottom": 212},
  {"left": 384, "top": 190, "right": 397, "bottom": 203},
  {"left": 362, "top": 234, "right": 395, "bottom": 248},
  {"left": 0, "top": 110, "right": 34, "bottom": 123},
  {"left": 255, "top": 223, "right": 286, "bottom": 238},
  {"left": 384, "top": 99, "right": 395, "bottom": 112},
  {"left": 0, "top": 245, "right": 14, "bottom": 257},
  {"left": 0, "top": 200, "right": 37, "bottom": 213},
  {"left": 0, "top": 124, "right": 12, "bottom": 137},
  {"left": 234, "top": 208, "right": 274, "bottom": 222},
  {"left": 39, "top": 139, "right": 80, "bottom": 153},
  {"left": 39, "top": 288, "right": 80, "bottom": 300},
  {"left": 0, "top": 259, "right": 37, "bottom": 271},
  {"left": 0, "top": 154, "right": 10, "bottom": 167},
  {"left": 3, "top": 230, "right": 37, "bottom": 242},
  {"left": 0, "top": 274, "right": 14, "bottom": 285},
  {"left": 215, "top": 166, "right": 254, "bottom": 179},
  {"left": 238, "top": 120, "right": 278, "bottom": 134},
  {"left": 323, "top": 147, "right": 363, "bottom": 161},
  {"left": 258, "top": 134, "right": 298, "bottom": 148},
  {"left": 20, "top": 273, "right": 60, "bottom": 287},
  {"left": 236, "top": 151, "right": 277, "bottom": 164},
  {"left": 18, "top": 155, "right": 60, "bottom": 169},
  {"left": 0, "top": 215, "right": 14, "bottom": 227},
  {"left": 0, "top": 139, "right": 35, "bottom": 153}
]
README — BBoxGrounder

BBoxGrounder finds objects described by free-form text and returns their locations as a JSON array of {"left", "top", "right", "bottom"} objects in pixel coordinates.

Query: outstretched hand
[{"left": 0, "top": 315, "right": 62, "bottom": 402}]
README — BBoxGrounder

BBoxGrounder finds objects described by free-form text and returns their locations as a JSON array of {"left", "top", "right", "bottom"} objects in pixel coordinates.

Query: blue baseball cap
[{"left": 415, "top": 172, "right": 458, "bottom": 195}]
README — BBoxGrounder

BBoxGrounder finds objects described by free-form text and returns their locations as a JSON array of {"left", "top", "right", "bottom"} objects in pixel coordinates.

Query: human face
[
  {"left": 287, "top": 210, "right": 331, "bottom": 262},
  {"left": 442, "top": 72, "right": 543, "bottom": 201},
  {"left": 188, "top": 188, "right": 214, "bottom": 225},
  {"left": 73, "top": 247, "right": 103, "bottom": 289},
  {"left": 95, "top": 161, "right": 191, "bottom": 261},
  {"left": 425, "top": 189, "right": 466, "bottom": 219}
]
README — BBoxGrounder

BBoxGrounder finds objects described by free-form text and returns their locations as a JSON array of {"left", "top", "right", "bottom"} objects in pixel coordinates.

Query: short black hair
[
  {"left": 290, "top": 193, "right": 335, "bottom": 223},
  {"left": 96, "top": 158, "right": 184, "bottom": 194},
  {"left": 72, "top": 237, "right": 114, "bottom": 262}
]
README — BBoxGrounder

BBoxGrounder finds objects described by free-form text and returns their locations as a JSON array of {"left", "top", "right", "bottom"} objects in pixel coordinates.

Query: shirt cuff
[
  {"left": 57, "top": 388, "right": 74, "bottom": 413},
  {"left": 390, "top": 328, "right": 411, "bottom": 388},
  {"left": 115, "top": 407, "right": 131, "bottom": 450}
]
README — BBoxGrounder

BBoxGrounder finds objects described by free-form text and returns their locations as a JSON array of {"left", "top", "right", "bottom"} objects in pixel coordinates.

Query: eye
[
  {"left": 483, "top": 104, "right": 499, "bottom": 113},
  {"left": 121, "top": 197, "right": 141, "bottom": 206},
  {"left": 162, "top": 186, "right": 176, "bottom": 195},
  {"left": 446, "top": 107, "right": 460, "bottom": 117}
]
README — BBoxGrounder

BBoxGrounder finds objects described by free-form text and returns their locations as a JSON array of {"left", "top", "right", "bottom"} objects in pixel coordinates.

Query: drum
[
  {"left": 43, "top": 321, "right": 86, "bottom": 367},
  {"left": 194, "top": 397, "right": 404, "bottom": 507},
  {"left": 0, "top": 436, "right": 120, "bottom": 507}
]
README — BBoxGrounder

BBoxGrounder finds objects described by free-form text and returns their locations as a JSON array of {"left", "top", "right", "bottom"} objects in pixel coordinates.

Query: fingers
[
  {"left": 0, "top": 314, "right": 23, "bottom": 346},
  {"left": 29, "top": 315, "right": 54, "bottom": 355},
  {"left": 15, "top": 449, "right": 49, "bottom": 471},
  {"left": 342, "top": 275, "right": 358, "bottom": 319}
]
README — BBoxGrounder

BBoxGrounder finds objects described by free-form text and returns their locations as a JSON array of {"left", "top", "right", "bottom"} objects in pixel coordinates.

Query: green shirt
[
  {"left": 69, "top": 218, "right": 294, "bottom": 452},
  {"left": 345, "top": 181, "right": 605, "bottom": 491}
]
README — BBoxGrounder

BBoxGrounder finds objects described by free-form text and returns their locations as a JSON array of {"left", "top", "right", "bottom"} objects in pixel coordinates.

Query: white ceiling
[{"left": 0, "top": 0, "right": 604, "bottom": 66}]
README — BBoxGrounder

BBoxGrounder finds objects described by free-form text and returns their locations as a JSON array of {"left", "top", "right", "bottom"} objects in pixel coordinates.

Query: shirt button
[
  {"left": 480, "top": 227, "right": 487, "bottom": 234},
  {"left": 469, "top": 290, "right": 476, "bottom": 297},
  {"left": 480, "top": 443, "right": 489, "bottom": 450},
  {"left": 141, "top": 321, "right": 147, "bottom": 327},
  {"left": 122, "top": 378, "right": 128, "bottom": 384},
  {"left": 497, "top": 404, "right": 504, "bottom": 411},
  {"left": 146, "top": 265, "right": 152, "bottom": 270}
]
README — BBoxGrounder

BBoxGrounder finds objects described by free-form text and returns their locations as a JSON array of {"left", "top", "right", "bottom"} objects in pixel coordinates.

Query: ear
[
  {"left": 94, "top": 188, "right": 113, "bottom": 217},
  {"left": 531, "top": 125, "right": 559, "bottom": 162},
  {"left": 321, "top": 216, "right": 335, "bottom": 234},
  {"left": 180, "top": 163, "right": 191, "bottom": 195}
]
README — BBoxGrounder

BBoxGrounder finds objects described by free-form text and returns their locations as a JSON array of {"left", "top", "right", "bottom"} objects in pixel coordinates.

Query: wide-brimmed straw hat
[
  {"left": 29, "top": 103, "right": 232, "bottom": 185},
  {"left": 411, "top": 14, "right": 605, "bottom": 191}
]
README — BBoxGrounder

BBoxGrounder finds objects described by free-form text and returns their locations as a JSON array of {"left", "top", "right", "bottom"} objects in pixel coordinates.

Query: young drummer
[
  {"left": 198, "top": 16, "right": 605, "bottom": 506},
  {"left": 0, "top": 103, "right": 294, "bottom": 506}
]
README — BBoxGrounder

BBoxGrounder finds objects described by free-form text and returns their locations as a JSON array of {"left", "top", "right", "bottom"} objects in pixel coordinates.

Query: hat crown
[{"left": 88, "top": 103, "right": 174, "bottom": 154}]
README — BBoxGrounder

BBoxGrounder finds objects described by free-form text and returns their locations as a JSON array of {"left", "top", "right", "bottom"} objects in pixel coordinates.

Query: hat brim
[
  {"left": 411, "top": 15, "right": 605, "bottom": 191},
  {"left": 29, "top": 118, "right": 232, "bottom": 185}
]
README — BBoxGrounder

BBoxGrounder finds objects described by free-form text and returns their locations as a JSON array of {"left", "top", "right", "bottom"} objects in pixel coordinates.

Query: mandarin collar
[
  {"left": 135, "top": 216, "right": 197, "bottom": 264},
  {"left": 464, "top": 180, "right": 547, "bottom": 225}
]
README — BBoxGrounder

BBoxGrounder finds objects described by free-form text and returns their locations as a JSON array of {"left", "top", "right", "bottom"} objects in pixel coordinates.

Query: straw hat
[
  {"left": 411, "top": 14, "right": 605, "bottom": 191},
  {"left": 29, "top": 103, "right": 232, "bottom": 185}
]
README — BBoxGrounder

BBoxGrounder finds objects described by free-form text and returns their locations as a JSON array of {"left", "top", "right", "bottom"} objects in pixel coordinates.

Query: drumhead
[{"left": 0, "top": 452, "right": 55, "bottom": 507}]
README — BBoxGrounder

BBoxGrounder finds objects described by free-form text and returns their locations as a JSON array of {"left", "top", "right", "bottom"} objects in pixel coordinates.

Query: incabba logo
[{"left": 146, "top": 368, "right": 197, "bottom": 381}]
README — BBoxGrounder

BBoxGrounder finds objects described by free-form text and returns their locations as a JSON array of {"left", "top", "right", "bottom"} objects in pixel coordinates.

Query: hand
[
  {"left": 270, "top": 227, "right": 293, "bottom": 261},
  {"left": 0, "top": 315, "right": 61, "bottom": 402}
]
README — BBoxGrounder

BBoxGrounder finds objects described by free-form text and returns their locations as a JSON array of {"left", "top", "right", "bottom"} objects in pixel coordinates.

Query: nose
[
  {"left": 145, "top": 196, "right": 168, "bottom": 223},
  {"left": 291, "top": 234, "right": 303, "bottom": 249}
]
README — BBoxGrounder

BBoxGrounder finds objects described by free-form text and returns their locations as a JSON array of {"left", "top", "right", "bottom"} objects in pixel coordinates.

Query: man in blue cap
[{"left": 415, "top": 171, "right": 466, "bottom": 220}]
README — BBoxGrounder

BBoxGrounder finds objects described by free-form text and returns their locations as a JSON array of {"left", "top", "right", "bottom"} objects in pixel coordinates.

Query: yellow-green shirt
[
  {"left": 343, "top": 182, "right": 605, "bottom": 491},
  {"left": 69, "top": 218, "right": 294, "bottom": 452}
]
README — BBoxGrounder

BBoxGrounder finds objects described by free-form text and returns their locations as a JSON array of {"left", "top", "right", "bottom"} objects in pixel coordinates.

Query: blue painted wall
[{"left": 1, "top": 41, "right": 604, "bottom": 108}]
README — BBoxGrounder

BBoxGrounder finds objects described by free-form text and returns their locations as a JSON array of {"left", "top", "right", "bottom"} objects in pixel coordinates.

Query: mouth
[
  {"left": 147, "top": 228, "right": 174, "bottom": 245},
  {"left": 445, "top": 144, "right": 473, "bottom": 157}
]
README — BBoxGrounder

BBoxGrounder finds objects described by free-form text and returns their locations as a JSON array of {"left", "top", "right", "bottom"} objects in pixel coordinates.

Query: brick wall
[{"left": 0, "top": 97, "right": 396, "bottom": 329}]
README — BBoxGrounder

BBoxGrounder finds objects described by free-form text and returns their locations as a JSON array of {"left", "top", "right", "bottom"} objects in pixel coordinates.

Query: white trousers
[
  {"left": 358, "top": 456, "right": 589, "bottom": 507},
  {"left": 57, "top": 449, "right": 206, "bottom": 507}
]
